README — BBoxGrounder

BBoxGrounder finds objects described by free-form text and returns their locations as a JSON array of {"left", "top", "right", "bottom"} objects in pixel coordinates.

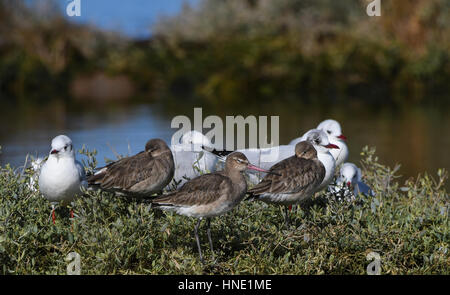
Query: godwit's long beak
[
  {"left": 247, "top": 164, "right": 281, "bottom": 176},
  {"left": 324, "top": 144, "right": 339, "bottom": 149},
  {"left": 337, "top": 134, "right": 347, "bottom": 141}
]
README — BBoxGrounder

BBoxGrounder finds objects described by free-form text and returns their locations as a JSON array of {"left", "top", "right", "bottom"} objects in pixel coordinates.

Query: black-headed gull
[
  {"left": 87, "top": 139, "right": 174, "bottom": 198},
  {"left": 169, "top": 130, "right": 219, "bottom": 189},
  {"left": 152, "top": 152, "right": 271, "bottom": 264},
  {"left": 38, "top": 135, "right": 86, "bottom": 223},
  {"left": 290, "top": 119, "right": 349, "bottom": 167},
  {"left": 334, "top": 162, "right": 374, "bottom": 199}
]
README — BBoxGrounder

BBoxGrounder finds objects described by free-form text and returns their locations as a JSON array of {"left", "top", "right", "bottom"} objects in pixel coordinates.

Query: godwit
[
  {"left": 38, "top": 135, "right": 86, "bottom": 223},
  {"left": 204, "top": 145, "right": 299, "bottom": 185},
  {"left": 247, "top": 141, "right": 325, "bottom": 224},
  {"left": 87, "top": 138, "right": 174, "bottom": 198},
  {"left": 151, "top": 152, "right": 273, "bottom": 263},
  {"left": 280, "top": 130, "right": 339, "bottom": 220},
  {"left": 301, "top": 129, "right": 339, "bottom": 191},
  {"left": 290, "top": 119, "right": 348, "bottom": 167}
]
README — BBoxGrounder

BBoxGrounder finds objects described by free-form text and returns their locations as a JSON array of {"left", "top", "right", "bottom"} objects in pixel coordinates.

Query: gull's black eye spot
[{"left": 327, "top": 130, "right": 331, "bottom": 134}]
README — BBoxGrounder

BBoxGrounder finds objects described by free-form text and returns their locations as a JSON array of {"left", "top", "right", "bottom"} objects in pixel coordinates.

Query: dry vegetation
[{"left": 0, "top": 147, "right": 448, "bottom": 274}]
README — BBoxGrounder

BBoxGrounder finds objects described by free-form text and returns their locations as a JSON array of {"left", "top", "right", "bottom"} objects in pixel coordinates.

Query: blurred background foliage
[{"left": 0, "top": 0, "right": 449, "bottom": 107}]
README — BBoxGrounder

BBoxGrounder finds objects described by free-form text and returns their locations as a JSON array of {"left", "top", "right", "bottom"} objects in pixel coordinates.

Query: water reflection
[
  {"left": 0, "top": 101, "right": 448, "bottom": 189},
  {"left": 0, "top": 102, "right": 175, "bottom": 168}
]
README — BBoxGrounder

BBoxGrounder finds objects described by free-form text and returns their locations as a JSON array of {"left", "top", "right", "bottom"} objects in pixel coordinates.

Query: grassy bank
[{"left": 0, "top": 147, "right": 448, "bottom": 274}]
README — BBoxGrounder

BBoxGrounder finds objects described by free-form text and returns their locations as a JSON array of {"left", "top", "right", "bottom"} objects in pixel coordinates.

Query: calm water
[{"left": 0, "top": 101, "right": 449, "bottom": 189}]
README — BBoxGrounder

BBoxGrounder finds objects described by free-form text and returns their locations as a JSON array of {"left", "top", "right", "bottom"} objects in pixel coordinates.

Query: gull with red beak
[
  {"left": 335, "top": 163, "right": 374, "bottom": 200},
  {"left": 151, "top": 152, "right": 274, "bottom": 263},
  {"left": 290, "top": 119, "right": 348, "bottom": 167},
  {"left": 38, "top": 135, "right": 86, "bottom": 223},
  {"left": 317, "top": 119, "right": 348, "bottom": 167}
]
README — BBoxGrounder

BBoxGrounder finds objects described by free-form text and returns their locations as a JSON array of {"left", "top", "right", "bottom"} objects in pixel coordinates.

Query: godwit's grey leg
[
  {"left": 194, "top": 218, "right": 204, "bottom": 263},
  {"left": 284, "top": 206, "right": 291, "bottom": 226},
  {"left": 206, "top": 218, "right": 214, "bottom": 255}
]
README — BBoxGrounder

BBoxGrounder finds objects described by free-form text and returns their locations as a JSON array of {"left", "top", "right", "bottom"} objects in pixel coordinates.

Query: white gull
[
  {"left": 38, "top": 135, "right": 86, "bottom": 222},
  {"left": 169, "top": 130, "right": 219, "bottom": 189},
  {"left": 290, "top": 119, "right": 348, "bottom": 167}
]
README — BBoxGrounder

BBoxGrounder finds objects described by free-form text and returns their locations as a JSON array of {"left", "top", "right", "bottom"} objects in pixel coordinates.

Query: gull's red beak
[
  {"left": 51, "top": 149, "right": 59, "bottom": 154},
  {"left": 337, "top": 134, "right": 347, "bottom": 141},
  {"left": 347, "top": 181, "right": 351, "bottom": 187},
  {"left": 324, "top": 144, "right": 339, "bottom": 149},
  {"left": 247, "top": 164, "right": 281, "bottom": 176}
]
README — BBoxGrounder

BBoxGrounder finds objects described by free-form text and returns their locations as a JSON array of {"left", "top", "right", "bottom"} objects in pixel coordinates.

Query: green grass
[{"left": 0, "top": 147, "right": 448, "bottom": 274}]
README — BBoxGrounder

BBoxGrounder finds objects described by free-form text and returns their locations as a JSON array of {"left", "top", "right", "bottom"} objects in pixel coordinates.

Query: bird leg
[
  {"left": 194, "top": 218, "right": 204, "bottom": 264},
  {"left": 51, "top": 204, "right": 56, "bottom": 224},
  {"left": 284, "top": 206, "right": 291, "bottom": 226},
  {"left": 206, "top": 218, "right": 214, "bottom": 256},
  {"left": 70, "top": 208, "right": 74, "bottom": 231}
]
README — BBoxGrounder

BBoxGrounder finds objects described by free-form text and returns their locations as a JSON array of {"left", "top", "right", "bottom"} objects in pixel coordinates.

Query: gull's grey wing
[
  {"left": 75, "top": 160, "right": 86, "bottom": 180},
  {"left": 355, "top": 181, "right": 375, "bottom": 196}
]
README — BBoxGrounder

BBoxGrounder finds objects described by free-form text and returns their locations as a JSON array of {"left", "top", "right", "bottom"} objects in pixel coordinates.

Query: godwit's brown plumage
[
  {"left": 87, "top": 138, "right": 174, "bottom": 198},
  {"left": 248, "top": 141, "right": 325, "bottom": 224},
  {"left": 152, "top": 151, "right": 272, "bottom": 263}
]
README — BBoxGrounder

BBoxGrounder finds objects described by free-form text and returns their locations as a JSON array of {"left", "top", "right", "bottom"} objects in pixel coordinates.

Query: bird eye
[{"left": 327, "top": 130, "right": 331, "bottom": 134}]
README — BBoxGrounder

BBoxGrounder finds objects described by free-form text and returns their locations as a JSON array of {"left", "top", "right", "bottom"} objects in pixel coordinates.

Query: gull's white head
[
  {"left": 304, "top": 129, "right": 340, "bottom": 154},
  {"left": 317, "top": 119, "right": 347, "bottom": 141},
  {"left": 49, "top": 135, "right": 74, "bottom": 158},
  {"left": 339, "top": 163, "right": 362, "bottom": 187},
  {"left": 180, "top": 130, "right": 213, "bottom": 148}
]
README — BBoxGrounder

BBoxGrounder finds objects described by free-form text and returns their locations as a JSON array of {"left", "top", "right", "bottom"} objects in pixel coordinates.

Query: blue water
[
  {"left": 0, "top": 102, "right": 449, "bottom": 190},
  {"left": 0, "top": 104, "right": 175, "bottom": 169}
]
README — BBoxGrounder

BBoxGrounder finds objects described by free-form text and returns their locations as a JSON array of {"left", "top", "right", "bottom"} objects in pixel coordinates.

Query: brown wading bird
[
  {"left": 87, "top": 139, "right": 174, "bottom": 198},
  {"left": 151, "top": 152, "right": 276, "bottom": 263},
  {"left": 247, "top": 141, "right": 326, "bottom": 225}
]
